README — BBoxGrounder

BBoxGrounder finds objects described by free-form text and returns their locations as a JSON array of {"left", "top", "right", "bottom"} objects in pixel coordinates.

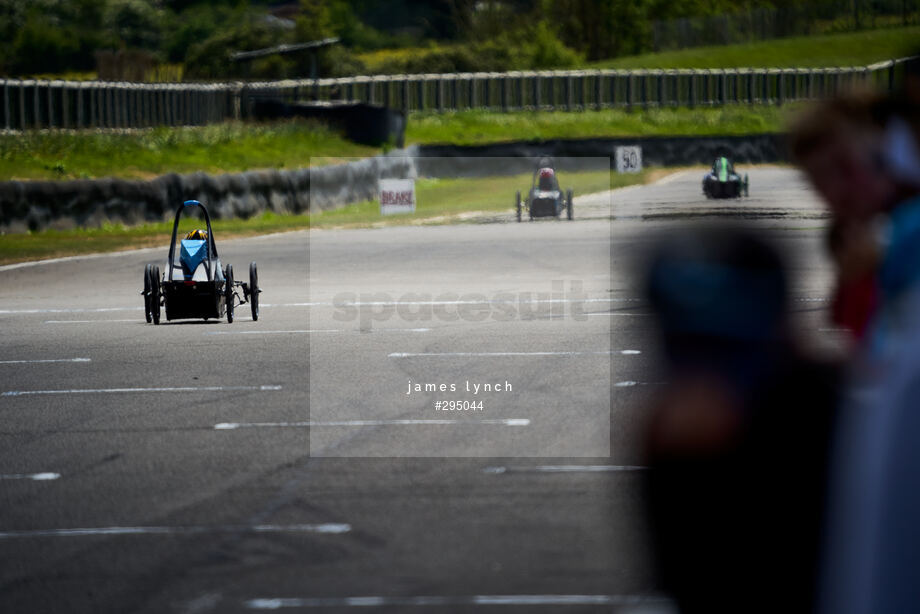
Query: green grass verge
[
  {"left": 0, "top": 212, "right": 312, "bottom": 265},
  {"left": 360, "top": 25, "right": 918, "bottom": 72},
  {"left": 0, "top": 106, "right": 791, "bottom": 182},
  {"left": 311, "top": 168, "right": 633, "bottom": 227},
  {"left": 0, "top": 120, "right": 377, "bottom": 182},
  {"left": 590, "top": 26, "right": 920, "bottom": 69},
  {"left": 0, "top": 169, "right": 642, "bottom": 264},
  {"left": 406, "top": 106, "right": 795, "bottom": 146}
]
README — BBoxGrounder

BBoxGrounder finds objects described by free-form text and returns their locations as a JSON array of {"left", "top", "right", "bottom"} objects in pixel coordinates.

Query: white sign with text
[
  {"left": 379, "top": 178, "right": 416, "bottom": 215},
  {"left": 615, "top": 146, "right": 642, "bottom": 173}
]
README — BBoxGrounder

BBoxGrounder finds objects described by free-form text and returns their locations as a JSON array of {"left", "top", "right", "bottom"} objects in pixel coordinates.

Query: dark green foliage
[{"left": 0, "top": 0, "right": 916, "bottom": 79}]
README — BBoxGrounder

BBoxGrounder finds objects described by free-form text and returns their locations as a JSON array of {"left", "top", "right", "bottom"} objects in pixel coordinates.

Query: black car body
[{"left": 702, "top": 157, "right": 749, "bottom": 199}]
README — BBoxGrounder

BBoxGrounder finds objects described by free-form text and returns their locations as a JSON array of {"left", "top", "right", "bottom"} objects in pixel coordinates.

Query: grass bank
[
  {"left": 357, "top": 25, "right": 918, "bottom": 73},
  {"left": 0, "top": 120, "right": 377, "bottom": 182},
  {"left": 590, "top": 26, "right": 920, "bottom": 70},
  {"left": 406, "top": 106, "right": 794, "bottom": 146},
  {"left": 0, "top": 168, "right": 644, "bottom": 265},
  {"left": 0, "top": 106, "right": 792, "bottom": 181}
]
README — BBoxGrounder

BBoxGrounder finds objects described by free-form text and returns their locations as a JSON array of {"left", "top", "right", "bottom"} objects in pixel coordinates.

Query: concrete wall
[{"left": 0, "top": 151, "right": 416, "bottom": 232}]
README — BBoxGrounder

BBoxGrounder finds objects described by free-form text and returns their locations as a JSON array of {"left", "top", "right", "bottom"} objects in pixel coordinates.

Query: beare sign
[{"left": 379, "top": 179, "right": 416, "bottom": 215}]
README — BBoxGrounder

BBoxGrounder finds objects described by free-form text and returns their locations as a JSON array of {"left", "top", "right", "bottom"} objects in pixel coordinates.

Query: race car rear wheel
[
  {"left": 515, "top": 191, "right": 522, "bottom": 223},
  {"left": 249, "top": 261, "right": 260, "bottom": 321},
  {"left": 143, "top": 264, "right": 152, "bottom": 323},
  {"left": 151, "top": 265, "right": 161, "bottom": 325},
  {"left": 225, "top": 264, "right": 234, "bottom": 324},
  {"left": 566, "top": 189, "right": 573, "bottom": 220}
]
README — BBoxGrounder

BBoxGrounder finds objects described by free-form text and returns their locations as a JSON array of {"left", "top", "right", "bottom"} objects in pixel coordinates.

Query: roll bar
[{"left": 167, "top": 200, "right": 219, "bottom": 282}]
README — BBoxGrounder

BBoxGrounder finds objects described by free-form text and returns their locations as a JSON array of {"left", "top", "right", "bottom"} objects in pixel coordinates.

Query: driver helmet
[
  {"left": 185, "top": 229, "right": 208, "bottom": 240},
  {"left": 538, "top": 168, "right": 556, "bottom": 190}
]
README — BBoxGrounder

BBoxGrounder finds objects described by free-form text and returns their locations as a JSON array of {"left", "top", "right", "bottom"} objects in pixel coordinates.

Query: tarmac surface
[{"left": 0, "top": 167, "right": 837, "bottom": 613}]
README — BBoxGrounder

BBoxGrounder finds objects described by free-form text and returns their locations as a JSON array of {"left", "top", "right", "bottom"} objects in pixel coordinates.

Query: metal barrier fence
[{"left": 0, "top": 58, "right": 913, "bottom": 131}]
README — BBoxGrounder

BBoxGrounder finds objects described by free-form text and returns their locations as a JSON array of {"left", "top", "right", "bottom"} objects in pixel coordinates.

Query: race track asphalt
[{"left": 0, "top": 167, "right": 837, "bottom": 613}]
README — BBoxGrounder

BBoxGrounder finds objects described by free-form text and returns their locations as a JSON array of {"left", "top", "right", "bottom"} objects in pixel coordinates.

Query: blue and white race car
[{"left": 142, "top": 200, "right": 260, "bottom": 324}]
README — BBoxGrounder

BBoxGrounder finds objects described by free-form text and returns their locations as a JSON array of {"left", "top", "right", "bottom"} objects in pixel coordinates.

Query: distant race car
[
  {"left": 516, "top": 157, "right": 573, "bottom": 221},
  {"left": 702, "top": 157, "right": 749, "bottom": 199},
  {"left": 142, "top": 200, "right": 260, "bottom": 324}
]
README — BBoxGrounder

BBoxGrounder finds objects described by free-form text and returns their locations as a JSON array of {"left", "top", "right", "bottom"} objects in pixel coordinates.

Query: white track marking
[
  {"left": 585, "top": 312, "right": 652, "bottom": 317},
  {"left": 0, "top": 246, "right": 162, "bottom": 272},
  {"left": 205, "top": 330, "right": 342, "bottom": 335},
  {"left": 0, "top": 472, "right": 61, "bottom": 481},
  {"left": 389, "top": 350, "right": 638, "bottom": 358},
  {"left": 652, "top": 169, "right": 695, "bottom": 185},
  {"left": 204, "top": 328, "right": 431, "bottom": 336},
  {"left": 0, "top": 358, "right": 90, "bottom": 365},
  {"left": 483, "top": 465, "right": 645, "bottom": 474},
  {"left": 0, "top": 523, "right": 350, "bottom": 539},
  {"left": 44, "top": 319, "right": 138, "bottom": 324},
  {"left": 2, "top": 385, "right": 282, "bottom": 397},
  {"left": 614, "top": 380, "right": 666, "bottom": 387},
  {"left": 214, "top": 418, "right": 530, "bottom": 430},
  {"left": 0, "top": 297, "right": 830, "bottom": 315},
  {"left": 246, "top": 594, "right": 663, "bottom": 609},
  {"left": 0, "top": 307, "right": 142, "bottom": 314}
]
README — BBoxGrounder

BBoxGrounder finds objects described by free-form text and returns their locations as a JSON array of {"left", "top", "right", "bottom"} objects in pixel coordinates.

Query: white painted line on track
[
  {"left": 2, "top": 385, "right": 283, "bottom": 397},
  {"left": 614, "top": 380, "right": 665, "bottom": 387},
  {"left": 0, "top": 297, "right": 829, "bottom": 315},
  {"left": 0, "top": 358, "right": 90, "bottom": 365},
  {"left": 204, "top": 328, "right": 431, "bottom": 336},
  {"left": 262, "top": 298, "right": 642, "bottom": 308},
  {"left": 652, "top": 169, "right": 695, "bottom": 185},
  {"left": 205, "top": 330, "right": 342, "bottom": 335},
  {"left": 215, "top": 418, "right": 530, "bottom": 430},
  {"left": 0, "top": 246, "right": 161, "bottom": 272},
  {"left": 586, "top": 312, "right": 651, "bottom": 317},
  {"left": 389, "top": 350, "right": 639, "bottom": 358},
  {"left": 44, "top": 319, "right": 138, "bottom": 324},
  {"left": 0, "top": 307, "right": 141, "bottom": 314},
  {"left": 0, "top": 472, "right": 61, "bottom": 481},
  {"left": 483, "top": 465, "right": 646, "bottom": 474},
  {"left": 246, "top": 594, "right": 663, "bottom": 609},
  {"left": 0, "top": 523, "right": 350, "bottom": 539}
]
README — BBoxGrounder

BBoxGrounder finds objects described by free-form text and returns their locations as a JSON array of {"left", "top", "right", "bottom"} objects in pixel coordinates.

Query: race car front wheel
[
  {"left": 249, "top": 261, "right": 260, "bottom": 321},
  {"left": 151, "top": 265, "right": 161, "bottom": 325},
  {"left": 225, "top": 264, "right": 235, "bottom": 324},
  {"left": 143, "top": 264, "right": 152, "bottom": 323}
]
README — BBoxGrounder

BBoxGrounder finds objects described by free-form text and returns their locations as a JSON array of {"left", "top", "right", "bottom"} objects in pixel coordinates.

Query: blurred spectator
[
  {"left": 826, "top": 218, "right": 881, "bottom": 341},
  {"left": 642, "top": 225, "right": 840, "bottom": 614},
  {"left": 791, "top": 92, "right": 920, "bottom": 614}
]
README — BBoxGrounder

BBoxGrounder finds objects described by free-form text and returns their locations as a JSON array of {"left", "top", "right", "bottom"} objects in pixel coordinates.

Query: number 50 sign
[{"left": 615, "top": 146, "right": 642, "bottom": 174}]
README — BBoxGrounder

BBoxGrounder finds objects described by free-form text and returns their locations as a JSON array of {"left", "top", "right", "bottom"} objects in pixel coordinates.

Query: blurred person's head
[
  {"left": 826, "top": 217, "right": 882, "bottom": 282},
  {"left": 645, "top": 225, "right": 789, "bottom": 396},
  {"left": 791, "top": 95, "right": 898, "bottom": 222}
]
